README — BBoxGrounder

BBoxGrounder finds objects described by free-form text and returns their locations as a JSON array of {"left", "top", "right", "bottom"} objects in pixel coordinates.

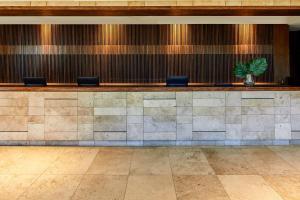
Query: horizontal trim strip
[{"left": 0, "top": 45, "right": 272, "bottom": 55}]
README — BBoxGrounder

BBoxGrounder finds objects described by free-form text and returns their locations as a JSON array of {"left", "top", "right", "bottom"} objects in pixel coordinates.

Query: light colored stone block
[
  {"left": 94, "top": 107, "right": 126, "bottom": 116},
  {"left": 94, "top": 132, "right": 126, "bottom": 141},
  {"left": 177, "top": 107, "right": 192, "bottom": 116},
  {"left": 275, "top": 107, "right": 290, "bottom": 115},
  {"left": 45, "top": 99, "right": 77, "bottom": 107},
  {"left": 242, "top": 91, "right": 275, "bottom": 99},
  {"left": 226, "top": 124, "right": 242, "bottom": 140},
  {"left": 127, "top": 107, "right": 143, "bottom": 116},
  {"left": 241, "top": 106, "right": 274, "bottom": 115},
  {"left": 78, "top": 124, "right": 94, "bottom": 140},
  {"left": 176, "top": 92, "right": 192, "bottom": 106},
  {"left": 177, "top": 116, "right": 192, "bottom": 124},
  {"left": 193, "top": 106, "right": 225, "bottom": 116},
  {"left": 226, "top": 106, "right": 241, "bottom": 115},
  {"left": 274, "top": 92, "right": 290, "bottom": 106},
  {"left": 144, "top": 107, "right": 176, "bottom": 116},
  {"left": 144, "top": 115, "right": 176, "bottom": 132},
  {"left": 144, "top": 92, "right": 175, "bottom": 99},
  {"left": 226, "top": 92, "right": 241, "bottom": 107},
  {"left": 0, "top": 107, "right": 28, "bottom": 116},
  {"left": 28, "top": 107, "right": 44, "bottom": 116},
  {"left": 94, "top": 99, "right": 126, "bottom": 107},
  {"left": 291, "top": 115, "right": 300, "bottom": 131},
  {"left": 78, "top": 107, "right": 93, "bottom": 116},
  {"left": 0, "top": 116, "right": 28, "bottom": 131},
  {"left": 0, "top": 132, "right": 27, "bottom": 140},
  {"left": 101, "top": 92, "right": 126, "bottom": 99},
  {"left": 226, "top": 115, "right": 242, "bottom": 124},
  {"left": 292, "top": 131, "right": 300, "bottom": 139},
  {"left": 193, "top": 116, "right": 225, "bottom": 131},
  {"left": 28, "top": 116, "right": 44, "bottom": 124},
  {"left": 127, "top": 116, "right": 143, "bottom": 124},
  {"left": 242, "top": 131, "right": 274, "bottom": 140},
  {"left": 45, "top": 107, "right": 77, "bottom": 116},
  {"left": 275, "top": 123, "right": 291, "bottom": 140},
  {"left": 291, "top": 106, "right": 300, "bottom": 115},
  {"left": 275, "top": 115, "right": 290, "bottom": 123},
  {"left": 193, "top": 91, "right": 225, "bottom": 99},
  {"left": 193, "top": 99, "right": 225, "bottom": 107},
  {"left": 28, "top": 96, "right": 44, "bottom": 107},
  {"left": 45, "top": 116, "right": 77, "bottom": 132},
  {"left": 144, "top": 99, "right": 176, "bottom": 107},
  {"left": 144, "top": 132, "right": 176, "bottom": 140},
  {"left": 242, "top": 115, "right": 274, "bottom": 132},
  {"left": 192, "top": 131, "right": 226, "bottom": 140},
  {"left": 78, "top": 92, "right": 94, "bottom": 107},
  {"left": 127, "top": 124, "right": 143, "bottom": 140},
  {"left": 127, "top": 92, "right": 143, "bottom": 107},
  {"left": 44, "top": 131, "right": 78, "bottom": 140},
  {"left": 241, "top": 99, "right": 274, "bottom": 107},
  {"left": 78, "top": 116, "right": 93, "bottom": 124},
  {"left": 177, "top": 123, "right": 192, "bottom": 140},
  {"left": 28, "top": 124, "right": 44, "bottom": 140},
  {"left": 94, "top": 116, "right": 126, "bottom": 132}
]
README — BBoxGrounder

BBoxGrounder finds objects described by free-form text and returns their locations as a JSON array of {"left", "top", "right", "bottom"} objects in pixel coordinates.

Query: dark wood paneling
[
  {"left": 273, "top": 24, "right": 290, "bottom": 83},
  {"left": 0, "top": 6, "right": 300, "bottom": 16},
  {"left": 0, "top": 24, "right": 275, "bottom": 83},
  {"left": 290, "top": 31, "right": 300, "bottom": 82}
]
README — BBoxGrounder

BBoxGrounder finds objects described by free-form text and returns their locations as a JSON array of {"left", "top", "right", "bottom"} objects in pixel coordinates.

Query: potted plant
[{"left": 233, "top": 58, "right": 268, "bottom": 86}]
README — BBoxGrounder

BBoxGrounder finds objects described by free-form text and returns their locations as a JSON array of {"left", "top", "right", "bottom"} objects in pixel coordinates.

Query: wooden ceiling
[{"left": 0, "top": 6, "right": 300, "bottom": 16}]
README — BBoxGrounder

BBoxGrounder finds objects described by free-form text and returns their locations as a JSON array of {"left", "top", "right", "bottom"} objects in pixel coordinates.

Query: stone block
[
  {"left": 144, "top": 115, "right": 176, "bottom": 132},
  {"left": 78, "top": 92, "right": 94, "bottom": 107},
  {"left": 78, "top": 116, "right": 93, "bottom": 124},
  {"left": 275, "top": 123, "right": 291, "bottom": 140},
  {"left": 94, "top": 107, "right": 126, "bottom": 116},
  {"left": 45, "top": 116, "right": 77, "bottom": 132},
  {"left": 127, "top": 107, "right": 143, "bottom": 116},
  {"left": 0, "top": 107, "right": 28, "bottom": 116},
  {"left": 193, "top": 106, "right": 225, "bottom": 116},
  {"left": 241, "top": 115, "right": 274, "bottom": 132},
  {"left": 291, "top": 106, "right": 300, "bottom": 115},
  {"left": 193, "top": 99, "right": 225, "bottom": 107},
  {"left": 242, "top": 131, "right": 274, "bottom": 140},
  {"left": 94, "top": 99, "right": 126, "bottom": 107},
  {"left": 241, "top": 91, "right": 275, "bottom": 99},
  {"left": 274, "top": 92, "right": 290, "bottom": 106},
  {"left": 127, "top": 116, "right": 143, "bottom": 124},
  {"left": 177, "top": 107, "right": 192, "bottom": 116},
  {"left": 176, "top": 123, "right": 192, "bottom": 140},
  {"left": 28, "top": 116, "right": 44, "bottom": 124},
  {"left": 127, "top": 92, "right": 144, "bottom": 107},
  {"left": 45, "top": 99, "right": 77, "bottom": 107},
  {"left": 28, "top": 124, "right": 44, "bottom": 140},
  {"left": 176, "top": 92, "right": 192, "bottom": 106},
  {"left": 28, "top": 107, "right": 44, "bottom": 116},
  {"left": 0, "top": 132, "right": 27, "bottom": 140},
  {"left": 94, "top": 132, "right": 126, "bottom": 141},
  {"left": 193, "top": 116, "right": 225, "bottom": 131},
  {"left": 193, "top": 91, "right": 225, "bottom": 99},
  {"left": 127, "top": 124, "right": 143, "bottom": 140},
  {"left": 275, "top": 107, "right": 290, "bottom": 115},
  {"left": 28, "top": 96, "right": 44, "bottom": 107},
  {"left": 94, "top": 116, "right": 126, "bottom": 132},
  {"left": 225, "top": 92, "right": 241, "bottom": 106},
  {"left": 78, "top": 124, "right": 94, "bottom": 140},
  {"left": 144, "top": 107, "right": 176, "bottom": 116},
  {"left": 241, "top": 99, "right": 274, "bottom": 107},
  {"left": 292, "top": 131, "right": 300, "bottom": 139},
  {"left": 275, "top": 115, "right": 290, "bottom": 123},
  {"left": 44, "top": 131, "right": 78, "bottom": 141},
  {"left": 0, "top": 116, "right": 28, "bottom": 131},
  {"left": 291, "top": 115, "right": 300, "bottom": 131},
  {"left": 78, "top": 107, "right": 93, "bottom": 116},
  {"left": 226, "top": 107, "right": 241, "bottom": 115},
  {"left": 144, "top": 92, "right": 175, "bottom": 99},
  {"left": 144, "top": 132, "right": 176, "bottom": 140},
  {"left": 144, "top": 99, "right": 176, "bottom": 107},
  {"left": 177, "top": 116, "right": 192, "bottom": 124},
  {"left": 192, "top": 131, "right": 226, "bottom": 140},
  {"left": 45, "top": 107, "right": 77, "bottom": 116},
  {"left": 226, "top": 115, "right": 242, "bottom": 124},
  {"left": 241, "top": 106, "right": 274, "bottom": 115},
  {"left": 101, "top": 92, "right": 126, "bottom": 99}
]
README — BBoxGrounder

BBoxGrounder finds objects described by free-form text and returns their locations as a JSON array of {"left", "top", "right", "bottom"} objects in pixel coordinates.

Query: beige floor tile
[
  {"left": 19, "top": 174, "right": 82, "bottom": 200},
  {"left": 72, "top": 175, "right": 127, "bottom": 200},
  {"left": 264, "top": 175, "right": 300, "bottom": 200},
  {"left": 0, "top": 147, "right": 62, "bottom": 175},
  {"left": 45, "top": 147, "right": 98, "bottom": 174},
  {"left": 242, "top": 148, "right": 299, "bottom": 175},
  {"left": 169, "top": 148, "right": 215, "bottom": 175},
  {"left": 270, "top": 146, "right": 300, "bottom": 171},
  {"left": 219, "top": 175, "right": 283, "bottom": 200},
  {"left": 0, "top": 174, "right": 38, "bottom": 200},
  {"left": 173, "top": 175, "right": 230, "bottom": 200},
  {"left": 87, "top": 148, "right": 132, "bottom": 175},
  {"left": 130, "top": 148, "right": 172, "bottom": 175},
  {"left": 124, "top": 175, "right": 176, "bottom": 200},
  {"left": 203, "top": 148, "right": 257, "bottom": 175}
]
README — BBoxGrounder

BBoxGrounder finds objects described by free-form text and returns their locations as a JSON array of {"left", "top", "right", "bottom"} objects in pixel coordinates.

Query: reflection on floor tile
[
  {"left": 203, "top": 148, "right": 257, "bottom": 175},
  {"left": 169, "top": 148, "right": 215, "bottom": 175},
  {"left": 174, "top": 175, "right": 230, "bottom": 200},
  {"left": 219, "top": 175, "right": 283, "bottom": 200},
  {"left": 270, "top": 146, "right": 300, "bottom": 171},
  {"left": 19, "top": 174, "right": 82, "bottom": 200},
  {"left": 264, "top": 175, "right": 300, "bottom": 200},
  {"left": 0, "top": 174, "right": 38, "bottom": 200},
  {"left": 87, "top": 148, "right": 132, "bottom": 175},
  {"left": 72, "top": 175, "right": 127, "bottom": 200},
  {"left": 130, "top": 148, "right": 172, "bottom": 175},
  {"left": 124, "top": 175, "right": 176, "bottom": 200}
]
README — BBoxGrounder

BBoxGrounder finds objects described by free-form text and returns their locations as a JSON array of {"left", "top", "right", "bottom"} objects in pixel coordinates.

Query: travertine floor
[{"left": 1, "top": 146, "right": 300, "bottom": 200}]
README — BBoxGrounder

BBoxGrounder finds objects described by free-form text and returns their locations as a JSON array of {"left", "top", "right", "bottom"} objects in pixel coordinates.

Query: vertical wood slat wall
[{"left": 0, "top": 24, "right": 274, "bottom": 83}]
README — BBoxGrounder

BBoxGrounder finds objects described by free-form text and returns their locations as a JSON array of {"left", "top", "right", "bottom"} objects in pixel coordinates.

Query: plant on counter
[{"left": 233, "top": 57, "right": 268, "bottom": 86}]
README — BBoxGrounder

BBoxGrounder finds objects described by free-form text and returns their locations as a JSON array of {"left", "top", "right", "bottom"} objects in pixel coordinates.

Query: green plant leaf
[
  {"left": 248, "top": 58, "right": 268, "bottom": 77},
  {"left": 233, "top": 63, "right": 248, "bottom": 78}
]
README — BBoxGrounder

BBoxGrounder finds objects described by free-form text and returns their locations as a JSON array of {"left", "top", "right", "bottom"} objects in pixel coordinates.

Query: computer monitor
[
  {"left": 23, "top": 77, "right": 47, "bottom": 87},
  {"left": 166, "top": 76, "right": 189, "bottom": 87},
  {"left": 77, "top": 76, "right": 99, "bottom": 87}
]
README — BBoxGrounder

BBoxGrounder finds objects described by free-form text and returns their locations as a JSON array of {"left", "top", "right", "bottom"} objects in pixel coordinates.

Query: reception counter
[{"left": 0, "top": 86, "right": 299, "bottom": 146}]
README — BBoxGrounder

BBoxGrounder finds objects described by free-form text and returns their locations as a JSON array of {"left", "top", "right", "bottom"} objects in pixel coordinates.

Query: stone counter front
[{"left": 0, "top": 91, "right": 299, "bottom": 146}]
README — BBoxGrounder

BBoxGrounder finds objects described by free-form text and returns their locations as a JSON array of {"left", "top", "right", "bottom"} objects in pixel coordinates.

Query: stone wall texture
[
  {"left": 0, "top": 0, "right": 297, "bottom": 6},
  {"left": 0, "top": 91, "right": 299, "bottom": 146}
]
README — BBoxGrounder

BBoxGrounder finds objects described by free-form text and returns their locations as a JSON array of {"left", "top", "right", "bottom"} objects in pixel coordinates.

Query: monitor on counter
[
  {"left": 23, "top": 77, "right": 47, "bottom": 87},
  {"left": 77, "top": 76, "right": 99, "bottom": 86},
  {"left": 166, "top": 76, "right": 189, "bottom": 87}
]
